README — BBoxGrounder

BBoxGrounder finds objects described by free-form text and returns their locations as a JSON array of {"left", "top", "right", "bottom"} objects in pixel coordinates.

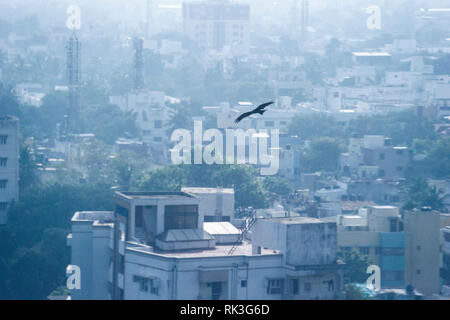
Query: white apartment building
[
  {"left": 109, "top": 90, "right": 172, "bottom": 147},
  {"left": 68, "top": 190, "right": 345, "bottom": 300},
  {"left": 0, "top": 116, "right": 19, "bottom": 224},
  {"left": 182, "top": 1, "right": 250, "bottom": 55}
]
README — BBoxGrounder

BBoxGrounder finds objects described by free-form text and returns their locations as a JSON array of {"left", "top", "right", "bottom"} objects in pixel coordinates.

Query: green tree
[
  {"left": 428, "top": 137, "right": 450, "bottom": 179},
  {"left": 338, "top": 250, "right": 370, "bottom": 284},
  {"left": 403, "top": 179, "right": 444, "bottom": 211},
  {"left": 19, "top": 145, "right": 39, "bottom": 192},
  {"left": 344, "top": 283, "right": 369, "bottom": 300},
  {"left": 137, "top": 166, "right": 187, "bottom": 192},
  {"left": 263, "top": 176, "right": 294, "bottom": 196},
  {"left": 303, "top": 138, "right": 343, "bottom": 173},
  {"left": 288, "top": 113, "right": 344, "bottom": 140},
  {"left": 211, "top": 165, "right": 269, "bottom": 209},
  {"left": 82, "top": 105, "right": 139, "bottom": 144}
]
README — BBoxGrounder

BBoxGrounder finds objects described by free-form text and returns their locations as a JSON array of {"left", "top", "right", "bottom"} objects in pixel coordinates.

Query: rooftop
[
  {"left": 181, "top": 187, "right": 234, "bottom": 194},
  {"left": 352, "top": 52, "right": 392, "bottom": 57},
  {"left": 115, "top": 191, "right": 197, "bottom": 200},
  {"left": 72, "top": 211, "right": 114, "bottom": 224},
  {"left": 129, "top": 240, "right": 280, "bottom": 258},
  {"left": 265, "top": 216, "right": 328, "bottom": 225}
]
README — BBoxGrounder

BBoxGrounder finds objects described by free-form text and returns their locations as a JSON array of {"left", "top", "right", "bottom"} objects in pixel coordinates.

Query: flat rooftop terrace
[
  {"left": 127, "top": 241, "right": 280, "bottom": 258},
  {"left": 115, "top": 191, "right": 197, "bottom": 200}
]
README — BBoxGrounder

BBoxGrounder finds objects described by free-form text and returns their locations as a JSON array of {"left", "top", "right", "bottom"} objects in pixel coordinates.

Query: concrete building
[
  {"left": 0, "top": 116, "right": 19, "bottom": 225},
  {"left": 109, "top": 90, "right": 172, "bottom": 164},
  {"left": 335, "top": 206, "right": 405, "bottom": 288},
  {"left": 181, "top": 187, "right": 235, "bottom": 223},
  {"left": 182, "top": 1, "right": 250, "bottom": 55},
  {"left": 404, "top": 209, "right": 441, "bottom": 297},
  {"left": 68, "top": 190, "right": 345, "bottom": 300},
  {"left": 362, "top": 136, "right": 413, "bottom": 179},
  {"left": 109, "top": 90, "right": 171, "bottom": 146}
]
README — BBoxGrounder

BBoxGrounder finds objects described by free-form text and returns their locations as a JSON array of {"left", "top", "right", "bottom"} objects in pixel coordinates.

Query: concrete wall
[
  {"left": 252, "top": 218, "right": 337, "bottom": 267},
  {"left": 285, "top": 222, "right": 337, "bottom": 266}
]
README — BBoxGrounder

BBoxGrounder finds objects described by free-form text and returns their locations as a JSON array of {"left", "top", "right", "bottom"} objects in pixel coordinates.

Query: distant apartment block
[
  {"left": 361, "top": 135, "right": 413, "bottom": 179},
  {"left": 182, "top": 1, "right": 250, "bottom": 54},
  {"left": 0, "top": 115, "right": 19, "bottom": 225}
]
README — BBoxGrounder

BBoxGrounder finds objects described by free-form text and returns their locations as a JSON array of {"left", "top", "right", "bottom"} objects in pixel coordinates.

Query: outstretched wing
[
  {"left": 255, "top": 101, "right": 274, "bottom": 112},
  {"left": 235, "top": 111, "right": 254, "bottom": 123}
]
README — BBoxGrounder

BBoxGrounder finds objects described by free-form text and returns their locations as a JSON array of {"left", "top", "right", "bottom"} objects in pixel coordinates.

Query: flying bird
[{"left": 234, "top": 101, "right": 274, "bottom": 124}]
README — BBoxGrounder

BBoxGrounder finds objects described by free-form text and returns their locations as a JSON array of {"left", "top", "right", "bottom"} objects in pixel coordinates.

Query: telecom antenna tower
[
  {"left": 134, "top": 37, "right": 144, "bottom": 90},
  {"left": 66, "top": 32, "right": 81, "bottom": 134}
]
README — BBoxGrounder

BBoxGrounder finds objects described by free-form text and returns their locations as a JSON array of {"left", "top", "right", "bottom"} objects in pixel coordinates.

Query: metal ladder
[{"left": 227, "top": 214, "right": 257, "bottom": 256}]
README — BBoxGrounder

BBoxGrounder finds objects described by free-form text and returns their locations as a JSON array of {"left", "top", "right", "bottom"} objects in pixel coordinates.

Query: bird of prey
[{"left": 234, "top": 101, "right": 274, "bottom": 123}]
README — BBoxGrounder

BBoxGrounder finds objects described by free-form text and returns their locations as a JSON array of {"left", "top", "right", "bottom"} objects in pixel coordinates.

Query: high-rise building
[
  {"left": 182, "top": 0, "right": 250, "bottom": 54},
  {"left": 0, "top": 115, "right": 19, "bottom": 225}
]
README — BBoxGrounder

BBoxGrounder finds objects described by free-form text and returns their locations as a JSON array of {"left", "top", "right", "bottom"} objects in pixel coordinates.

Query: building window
[
  {"left": 323, "top": 280, "right": 334, "bottom": 291},
  {"left": 0, "top": 158, "right": 7, "bottom": 167},
  {"left": 208, "top": 282, "right": 222, "bottom": 300},
  {"left": 118, "top": 254, "right": 125, "bottom": 274},
  {"left": 150, "top": 280, "right": 159, "bottom": 295},
  {"left": 359, "top": 247, "right": 370, "bottom": 255},
  {"left": 267, "top": 279, "right": 283, "bottom": 295},
  {"left": 304, "top": 282, "right": 312, "bottom": 293},
  {"left": 390, "top": 219, "right": 398, "bottom": 232},
  {"left": 416, "top": 245, "right": 421, "bottom": 251},
  {"left": 133, "top": 276, "right": 159, "bottom": 295},
  {"left": 375, "top": 247, "right": 381, "bottom": 255},
  {"left": 0, "top": 202, "right": 7, "bottom": 211},
  {"left": 164, "top": 205, "right": 198, "bottom": 230},
  {"left": 416, "top": 269, "right": 421, "bottom": 275},
  {"left": 292, "top": 279, "right": 299, "bottom": 295},
  {"left": 382, "top": 247, "right": 404, "bottom": 256},
  {"left": 265, "top": 121, "right": 275, "bottom": 127},
  {"left": 240, "top": 280, "right": 247, "bottom": 288},
  {"left": 0, "top": 180, "right": 7, "bottom": 189},
  {"left": 142, "top": 111, "right": 148, "bottom": 122},
  {"left": 154, "top": 136, "right": 163, "bottom": 142},
  {"left": 0, "top": 135, "right": 7, "bottom": 144},
  {"left": 154, "top": 120, "right": 162, "bottom": 129},
  {"left": 379, "top": 153, "right": 385, "bottom": 160},
  {"left": 140, "top": 278, "right": 149, "bottom": 292},
  {"left": 396, "top": 166, "right": 403, "bottom": 172}
]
